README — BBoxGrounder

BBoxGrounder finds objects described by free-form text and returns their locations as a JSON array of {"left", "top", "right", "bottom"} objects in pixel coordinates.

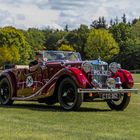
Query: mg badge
[{"left": 26, "top": 76, "right": 33, "bottom": 87}]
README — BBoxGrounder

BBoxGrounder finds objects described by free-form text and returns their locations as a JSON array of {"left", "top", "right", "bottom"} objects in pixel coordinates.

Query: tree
[
  {"left": 122, "top": 14, "right": 127, "bottom": 24},
  {"left": 114, "top": 16, "right": 119, "bottom": 25},
  {"left": 0, "top": 45, "right": 20, "bottom": 66},
  {"left": 63, "top": 24, "right": 89, "bottom": 59},
  {"left": 109, "top": 22, "right": 135, "bottom": 68},
  {"left": 121, "top": 43, "right": 140, "bottom": 69},
  {"left": 76, "top": 24, "right": 89, "bottom": 59},
  {"left": 58, "top": 44, "right": 74, "bottom": 51},
  {"left": 64, "top": 24, "right": 69, "bottom": 32},
  {"left": 26, "top": 28, "right": 46, "bottom": 50},
  {"left": 109, "top": 23, "right": 131, "bottom": 50},
  {"left": 86, "top": 29, "right": 119, "bottom": 61},
  {"left": 0, "top": 26, "right": 31, "bottom": 65},
  {"left": 45, "top": 30, "right": 67, "bottom": 50},
  {"left": 132, "top": 18, "right": 139, "bottom": 25},
  {"left": 24, "top": 28, "right": 46, "bottom": 59},
  {"left": 131, "top": 20, "right": 140, "bottom": 40},
  {"left": 110, "top": 19, "right": 113, "bottom": 26},
  {"left": 90, "top": 16, "right": 107, "bottom": 29},
  {"left": 125, "top": 20, "right": 140, "bottom": 69}
]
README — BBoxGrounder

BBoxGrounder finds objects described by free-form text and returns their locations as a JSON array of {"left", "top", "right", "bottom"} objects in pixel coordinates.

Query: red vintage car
[{"left": 0, "top": 51, "right": 137, "bottom": 110}]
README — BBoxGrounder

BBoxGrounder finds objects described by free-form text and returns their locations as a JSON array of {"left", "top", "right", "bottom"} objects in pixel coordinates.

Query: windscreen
[{"left": 42, "top": 51, "right": 81, "bottom": 61}]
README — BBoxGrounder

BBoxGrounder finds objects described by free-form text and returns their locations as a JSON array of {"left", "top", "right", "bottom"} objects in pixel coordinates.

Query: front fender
[
  {"left": 50, "top": 67, "right": 90, "bottom": 88},
  {"left": 112, "top": 69, "right": 134, "bottom": 88},
  {"left": 69, "top": 67, "right": 90, "bottom": 88},
  {"left": 120, "top": 69, "right": 134, "bottom": 88}
]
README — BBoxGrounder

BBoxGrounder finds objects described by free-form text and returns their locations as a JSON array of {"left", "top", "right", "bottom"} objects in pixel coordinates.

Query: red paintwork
[
  {"left": 111, "top": 71, "right": 125, "bottom": 83},
  {"left": 120, "top": 69, "right": 134, "bottom": 88},
  {"left": 0, "top": 57, "right": 135, "bottom": 102},
  {"left": 111, "top": 69, "right": 134, "bottom": 88},
  {"left": 69, "top": 67, "right": 90, "bottom": 88},
  {"left": 0, "top": 61, "right": 87, "bottom": 100}
]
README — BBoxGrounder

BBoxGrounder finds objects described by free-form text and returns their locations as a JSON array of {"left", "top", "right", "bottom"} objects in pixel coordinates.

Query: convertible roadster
[{"left": 0, "top": 51, "right": 137, "bottom": 110}]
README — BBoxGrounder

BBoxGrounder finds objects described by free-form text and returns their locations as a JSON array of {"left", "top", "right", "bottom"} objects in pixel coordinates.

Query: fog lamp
[{"left": 106, "top": 78, "right": 115, "bottom": 88}]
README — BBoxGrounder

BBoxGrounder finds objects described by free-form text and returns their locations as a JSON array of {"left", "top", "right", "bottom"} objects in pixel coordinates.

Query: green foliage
[
  {"left": 26, "top": 28, "right": 46, "bottom": 50},
  {"left": 24, "top": 28, "right": 46, "bottom": 60},
  {"left": 122, "top": 21, "right": 140, "bottom": 69},
  {"left": 109, "top": 20, "right": 140, "bottom": 69},
  {"left": 58, "top": 44, "right": 74, "bottom": 51},
  {"left": 109, "top": 22, "right": 132, "bottom": 67},
  {"left": 109, "top": 23, "right": 131, "bottom": 48},
  {"left": 0, "top": 45, "right": 20, "bottom": 66},
  {"left": 0, "top": 46, "right": 12, "bottom": 65},
  {"left": 86, "top": 29, "right": 119, "bottom": 61},
  {"left": 45, "top": 31, "right": 67, "bottom": 50},
  {"left": 122, "top": 44, "right": 140, "bottom": 69},
  {"left": 65, "top": 31, "right": 80, "bottom": 48},
  {"left": 76, "top": 24, "right": 90, "bottom": 59},
  {"left": 131, "top": 21, "right": 140, "bottom": 41},
  {"left": 0, "top": 26, "right": 31, "bottom": 65},
  {"left": 65, "top": 24, "right": 89, "bottom": 59}
]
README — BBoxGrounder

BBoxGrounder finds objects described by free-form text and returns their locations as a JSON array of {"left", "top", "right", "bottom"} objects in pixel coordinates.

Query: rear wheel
[
  {"left": 0, "top": 77, "right": 13, "bottom": 105},
  {"left": 58, "top": 78, "right": 82, "bottom": 111},
  {"left": 107, "top": 85, "right": 130, "bottom": 111}
]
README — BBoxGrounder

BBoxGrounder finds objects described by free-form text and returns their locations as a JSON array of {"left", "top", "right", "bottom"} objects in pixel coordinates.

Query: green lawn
[
  {"left": 133, "top": 74, "right": 140, "bottom": 83},
  {"left": 133, "top": 74, "right": 140, "bottom": 91},
  {"left": 0, "top": 74, "right": 140, "bottom": 140}
]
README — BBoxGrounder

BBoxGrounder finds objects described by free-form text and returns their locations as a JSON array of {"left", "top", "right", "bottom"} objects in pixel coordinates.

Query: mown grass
[
  {"left": 133, "top": 74, "right": 140, "bottom": 91},
  {"left": 0, "top": 74, "right": 140, "bottom": 140},
  {"left": 133, "top": 74, "right": 140, "bottom": 83}
]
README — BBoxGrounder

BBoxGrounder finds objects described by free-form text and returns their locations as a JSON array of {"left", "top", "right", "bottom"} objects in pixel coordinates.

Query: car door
[{"left": 16, "top": 66, "right": 44, "bottom": 97}]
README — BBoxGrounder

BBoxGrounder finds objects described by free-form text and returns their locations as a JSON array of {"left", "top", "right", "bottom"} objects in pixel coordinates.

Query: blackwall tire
[
  {"left": 58, "top": 77, "right": 82, "bottom": 111},
  {"left": 107, "top": 85, "right": 130, "bottom": 111},
  {"left": 0, "top": 77, "right": 14, "bottom": 105}
]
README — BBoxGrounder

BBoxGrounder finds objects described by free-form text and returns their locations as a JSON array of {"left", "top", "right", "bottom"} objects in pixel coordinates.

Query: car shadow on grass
[{"left": 0, "top": 102, "right": 111, "bottom": 112}]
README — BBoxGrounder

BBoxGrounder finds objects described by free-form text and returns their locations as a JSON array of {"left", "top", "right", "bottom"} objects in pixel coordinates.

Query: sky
[{"left": 0, "top": 0, "right": 140, "bottom": 30}]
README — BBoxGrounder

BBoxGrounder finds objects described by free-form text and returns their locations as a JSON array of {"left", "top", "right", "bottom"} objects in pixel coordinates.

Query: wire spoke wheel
[
  {"left": 0, "top": 78, "right": 13, "bottom": 105},
  {"left": 58, "top": 78, "right": 82, "bottom": 110},
  {"left": 61, "top": 84, "right": 76, "bottom": 107},
  {"left": 107, "top": 85, "right": 130, "bottom": 111}
]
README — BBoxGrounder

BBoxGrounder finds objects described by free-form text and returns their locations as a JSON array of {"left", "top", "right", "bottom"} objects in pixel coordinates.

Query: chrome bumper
[{"left": 78, "top": 88, "right": 138, "bottom": 94}]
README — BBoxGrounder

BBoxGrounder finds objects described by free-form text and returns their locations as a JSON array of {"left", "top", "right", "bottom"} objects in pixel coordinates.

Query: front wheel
[
  {"left": 107, "top": 85, "right": 130, "bottom": 111},
  {"left": 58, "top": 78, "right": 82, "bottom": 111},
  {"left": 0, "top": 77, "right": 14, "bottom": 105}
]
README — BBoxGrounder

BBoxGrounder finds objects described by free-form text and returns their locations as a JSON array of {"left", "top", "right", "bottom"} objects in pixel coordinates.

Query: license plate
[{"left": 101, "top": 93, "right": 120, "bottom": 99}]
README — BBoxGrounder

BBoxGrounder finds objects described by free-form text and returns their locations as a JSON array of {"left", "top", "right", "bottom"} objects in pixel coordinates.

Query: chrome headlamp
[
  {"left": 109, "top": 62, "right": 119, "bottom": 74},
  {"left": 82, "top": 62, "right": 92, "bottom": 73}
]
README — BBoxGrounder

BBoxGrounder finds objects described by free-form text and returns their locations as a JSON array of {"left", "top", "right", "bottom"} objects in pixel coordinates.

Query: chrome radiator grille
[{"left": 90, "top": 64, "right": 108, "bottom": 87}]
